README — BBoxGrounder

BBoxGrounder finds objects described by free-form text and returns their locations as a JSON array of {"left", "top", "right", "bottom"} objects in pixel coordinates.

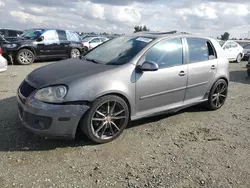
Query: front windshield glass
[
  {"left": 20, "top": 29, "right": 45, "bottom": 39},
  {"left": 84, "top": 36, "right": 155, "bottom": 65},
  {"left": 219, "top": 41, "right": 225, "bottom": 47}
]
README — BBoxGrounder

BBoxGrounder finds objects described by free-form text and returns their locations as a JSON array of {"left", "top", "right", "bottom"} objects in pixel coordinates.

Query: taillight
[{"left": 0, "top": 48, "right": 2, "bottom": 55}]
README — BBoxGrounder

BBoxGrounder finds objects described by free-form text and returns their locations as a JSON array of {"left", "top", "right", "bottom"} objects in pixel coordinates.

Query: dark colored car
[
  {"left": 0, "top": 29, "right": 23, "bottom": 42},
  {"left": 247, "top": 58, "right": 250, "bottom": 76},
  {"left": 0, "top": 34, "right": 9, "bottom": 46},
  {"left": 243, "top": 43, "right": 250, "bottom": 60},
  {"left": 2, "top": 28, "right": 85, "bottom": 65}
]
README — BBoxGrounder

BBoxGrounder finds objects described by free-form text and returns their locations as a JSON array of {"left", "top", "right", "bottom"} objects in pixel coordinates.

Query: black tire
[
  {"left": 247, "top": 69, "right": 250, "bottom": 77},
  {"left": 80, "top": 95, "right": 130, "bottom": 144},
  {"left": 206, "top": 79, "right": 228, "bottom": 110},
  {"left": 235, "top": 53, "right": 242, "bottom": 63},
  {"left": 70, "top": 48, "right": 81, "bottom": 58},
  {"left": 16, "top": 49, "right": 35, "bottom": 65}
]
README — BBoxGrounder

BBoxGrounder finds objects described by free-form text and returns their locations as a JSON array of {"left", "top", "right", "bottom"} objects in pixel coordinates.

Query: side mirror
[
  {"left": 37, "top": 36, "right": 44, "bottom": 42},
  {"left": 139, "top": 61, "right": 159, "bottom": 71}
]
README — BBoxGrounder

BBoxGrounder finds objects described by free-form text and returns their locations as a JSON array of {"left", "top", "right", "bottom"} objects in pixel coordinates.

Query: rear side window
[
  {"left": 144, "top": 38, "right": 183, "bottom": 68},
  {"left": 186, "top": 38, "right": 209, "bottom": 63},
  {"left": 57, "top": 30, "right": 67, "bottom": 41},
  {"left": 91, "top": 38, "right": 100, "bottom": 43},
  {"left": 8, "top": 30, "right": 18, "bottom": 37},
  {"left": 66, "top": 31, "right": 81, "bottom": 42},
  {"left": 230, "top": 42, "right": 238, "bottom": 48}
]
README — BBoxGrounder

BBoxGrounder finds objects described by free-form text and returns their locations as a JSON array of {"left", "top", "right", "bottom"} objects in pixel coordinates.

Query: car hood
[{"left": 26, "top": 58, "right": 117, "bottom": 89}]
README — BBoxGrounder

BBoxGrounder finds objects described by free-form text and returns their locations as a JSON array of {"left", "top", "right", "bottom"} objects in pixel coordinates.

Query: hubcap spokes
[
  {"left": 91, "top": 101, "right": 126, "bottom": 140},
  {"left": 212, "top": 82, "right": 227, "bottom": 108},
  {"left": 72, "top": 50, "right": 80, "bottom": 58},
  {"left": 19, "top": 52, "right": 32, "bottom": 64}
]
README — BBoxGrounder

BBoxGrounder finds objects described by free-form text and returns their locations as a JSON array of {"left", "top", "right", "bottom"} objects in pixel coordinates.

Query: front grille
[{"left": 20, "top": 80, "right": 36, "bottom": 98}]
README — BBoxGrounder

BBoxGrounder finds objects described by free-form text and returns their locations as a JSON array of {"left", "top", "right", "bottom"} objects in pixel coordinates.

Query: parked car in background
[
  {"left": 0, "top": 48, "right": 7, "bottom": 72},
  {"left": 1, "top": 28, "right": 85, "bottom": 65},
  {"left": 0, "top": 34, "right": 9, "bottom": 46},
  {"left": 17, "top": 32, "right": 229, "bottom": 143},
  {"left": 219, "top": 40, "right": 244, "bottom": 63},
  {"left": 243, "top": 43, "right": 250, "bottom": 60},
  {"left": 247, "top": 57, "right": 250, "bottom": 76},
  {"left": 0, "top": 28, "right": 23, "bottom": 42},
  {"left": 82, "top": 36, "right": 109, "bottom": 51}
]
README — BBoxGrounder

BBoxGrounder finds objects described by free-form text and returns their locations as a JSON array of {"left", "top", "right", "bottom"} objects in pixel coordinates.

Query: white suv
[{"left": 219, "top": 40, "right": 244, "bottom": 63}]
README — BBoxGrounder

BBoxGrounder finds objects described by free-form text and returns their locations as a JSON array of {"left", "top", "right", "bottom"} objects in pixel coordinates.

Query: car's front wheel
[
  {"left": 16, "top": 49, "right": 35, "bottom": 65},
  {"left": 206, "top": 79, "right": 228, "bottom": 110},
  {"left": 80, "top": 95, "right": 130, "bottom": 144}
]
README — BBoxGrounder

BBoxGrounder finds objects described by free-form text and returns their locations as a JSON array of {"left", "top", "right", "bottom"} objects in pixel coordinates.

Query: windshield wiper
[{"left": 85, "top": 58, "right": 101, "bottom": 64}]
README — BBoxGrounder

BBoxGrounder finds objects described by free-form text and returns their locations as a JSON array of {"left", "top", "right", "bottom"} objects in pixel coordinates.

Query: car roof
[{"left": 128, "top": 31, "right": 214, "bottom": 41}]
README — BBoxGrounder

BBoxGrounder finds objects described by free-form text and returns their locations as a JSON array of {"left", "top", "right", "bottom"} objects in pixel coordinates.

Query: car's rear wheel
[
  {"left": 70, "top": 48, "right": 80, "bottom": 58},
  {"left": 236, "top": 53, "right": 242, "bottom": 63},
  {"left": 80, "top": 95, "right": 130, "bottom": 144},
  {"left": 16, "top": 49, "right": 35, "bottom": 65},
  {"left": 206, "top": 79, "right": 228, "bottom": 110}
]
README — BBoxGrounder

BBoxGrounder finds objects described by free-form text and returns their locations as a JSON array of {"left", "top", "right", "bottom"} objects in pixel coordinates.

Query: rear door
[
  {"left": 57, "top": 30, "right": 70, "bottom": 56},
  {"left": 184, "top": 37, "right": 218, "bottom": 104},
  {"left": 223, "top": 42, "right": 234, "bottom": 60}
]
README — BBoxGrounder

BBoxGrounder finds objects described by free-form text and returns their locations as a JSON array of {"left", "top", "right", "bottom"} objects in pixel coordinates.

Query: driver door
[
  {"left": 36, "top": 30, "right": 60, "bottom": 57},
  {"left": 135, "top": 38, "right": 188, "bottom": 117}
]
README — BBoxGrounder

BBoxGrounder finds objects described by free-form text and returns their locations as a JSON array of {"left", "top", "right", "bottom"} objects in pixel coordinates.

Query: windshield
[
  {"left": 219, "top": 41, "right": 226, "bottom": 47},
  {"left": 20, "top": 29, "right": 45, "bottom": 39},
  {"left": 84, "top": 36, "right": 154, "bottom": 65},
  {"left": 82, "top": 37, "right": 94, "bottom": 42}
]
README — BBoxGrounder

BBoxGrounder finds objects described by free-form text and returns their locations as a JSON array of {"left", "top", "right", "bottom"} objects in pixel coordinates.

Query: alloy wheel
[
  {"left": 71, "top": 49, "right": 80, "bottom": 58},
  {"left": 91, "top": 101, "right": 126, "bottom": 140},
  {"left": 19, "top": 51, "right": 33, "bottom": 64},
  {"left": 212, "top": 82, "right": 227, "bottom": 108}
]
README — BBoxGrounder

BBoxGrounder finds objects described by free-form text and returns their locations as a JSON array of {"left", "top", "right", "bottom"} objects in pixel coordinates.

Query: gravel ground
[{"left": 0, "top": 61, "right": 250, "bottom": 188}]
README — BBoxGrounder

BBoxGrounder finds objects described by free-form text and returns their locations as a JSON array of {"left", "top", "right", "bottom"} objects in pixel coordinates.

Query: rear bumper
[{"left": 17, "top": 94, "right": 90, "bottom": 139}]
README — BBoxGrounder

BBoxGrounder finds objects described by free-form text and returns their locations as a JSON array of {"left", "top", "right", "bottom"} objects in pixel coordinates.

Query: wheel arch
[{"left": 18, "top": 46, "right": 36, "bottom": 57}]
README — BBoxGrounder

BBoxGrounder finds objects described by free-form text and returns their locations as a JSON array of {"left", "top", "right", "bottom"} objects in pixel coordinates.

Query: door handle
[
  {"left": 179, "top": 71, "right": 186, "bottom": 76},
  {"left": 211, "top": 65, "right": 216, "bottom": 70}
]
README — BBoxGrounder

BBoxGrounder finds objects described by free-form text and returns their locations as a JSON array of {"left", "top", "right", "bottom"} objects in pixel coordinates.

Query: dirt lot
[{"left": 0, "top": 61, "right": 250, "bottom": 188}]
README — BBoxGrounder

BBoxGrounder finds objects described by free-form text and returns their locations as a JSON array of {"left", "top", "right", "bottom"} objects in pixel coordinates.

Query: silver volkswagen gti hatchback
[{"left": 17, "top": 31, "right": 229, "bottom": 143}]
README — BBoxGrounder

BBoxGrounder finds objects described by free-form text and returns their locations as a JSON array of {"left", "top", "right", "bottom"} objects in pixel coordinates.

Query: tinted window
[
  {"left": 85, "top": 36, "right": 154, "bottom": 65},
  {"left": 144, "top": 38, "right": 183, "bottom": 68},
  {"left": 207, "top": 41, "right": 217, "bottom": 59},
  {"left": 91, "top": 38, "right": 100, "bottom": 43},
  {"left": 8, "top": 30, "right": 17, "bottom": 37},
  {"left": 57, "top": 30, "right": 67, "bottom": 41},
  {"left": 42, "top": 30, "right": 59, "bottom": 45},
  {"left": 187, "top": 38, "right": 208, "bottom": 63},
  {"left": 20, "top": 29, "right": 45, "bottom": 39},
  {"left": 244, "top": 44, "right": 250, "bottom": 49},
  {"left": 66, "top": 31, "right": 80, "bottom": 42}
]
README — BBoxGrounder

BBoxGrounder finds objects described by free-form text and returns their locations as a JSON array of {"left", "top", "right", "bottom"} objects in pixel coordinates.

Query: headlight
[
  {"left": 34, "top": 85, "right": 68, "bottom": 103},
  {"left": 3, "top": 44, "right": 17, "bottom": 48}
]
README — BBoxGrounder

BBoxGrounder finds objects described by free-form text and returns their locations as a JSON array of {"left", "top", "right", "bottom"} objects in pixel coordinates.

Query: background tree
[
  {"left": 134, "top": 25, "right": 149, "bottom": 33},
  {"left": 221, "top": 32, "right": 230, "bottom": 40}
]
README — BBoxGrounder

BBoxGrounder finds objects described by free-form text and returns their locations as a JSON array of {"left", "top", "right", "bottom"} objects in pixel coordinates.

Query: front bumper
[{"left": 17, "top": 94, "right": 89, "bottom": 139}]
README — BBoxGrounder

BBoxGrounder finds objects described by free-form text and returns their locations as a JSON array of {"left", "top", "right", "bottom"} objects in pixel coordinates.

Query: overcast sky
[{"left": 1, "top": 0, "right": 250, "bottom": 38}]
